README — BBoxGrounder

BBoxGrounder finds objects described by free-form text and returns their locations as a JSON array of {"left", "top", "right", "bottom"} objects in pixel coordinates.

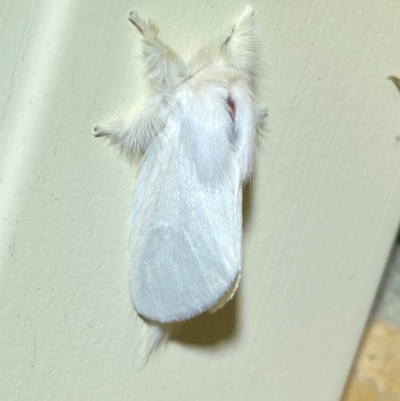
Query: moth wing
[{"left": 129, "top": 132, "right": 242, "bottom": 323}]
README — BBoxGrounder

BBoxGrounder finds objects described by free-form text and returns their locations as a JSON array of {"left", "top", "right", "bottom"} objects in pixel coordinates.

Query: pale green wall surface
[{"left": 1, "top": 1, "right": 400, "bottom": 400}]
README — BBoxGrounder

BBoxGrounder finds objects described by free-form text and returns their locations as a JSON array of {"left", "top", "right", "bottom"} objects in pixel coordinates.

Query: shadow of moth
[{"left": 94, "top": 5, "right": 265, "bottom": 351}]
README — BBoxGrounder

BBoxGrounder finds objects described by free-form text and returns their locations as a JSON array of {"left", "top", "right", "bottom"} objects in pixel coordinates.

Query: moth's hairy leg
[
  {"left": 93, "top": 122, "right": 120, "bottom": 138},
  {"left": 229, "top": 81, "right": 261, "bottom": 182},
  {"left": 223, "top": 6, "right": 255, "bottom": 45},
  {"left": 93, "top": 115, "right": 157, "bottom": 154},
  {"left": 128, "top": 10, "right": 158, "bottom": 38},
  {"left": 222, "top": 5, "right": 257, "bottom": 78},
  {"left": 93, "top": 97, "right": 166, "bottom": 154},
  {"left": 128, "top": 10, "right": 186, "bottom": 92},
  {"left": 238, "top": 5, "right": 255, "bottom": 22}
]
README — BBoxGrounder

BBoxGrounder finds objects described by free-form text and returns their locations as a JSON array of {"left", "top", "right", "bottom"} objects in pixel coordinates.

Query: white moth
[{"left": 94, "top": 6, "right": 264, "bottom": 349}]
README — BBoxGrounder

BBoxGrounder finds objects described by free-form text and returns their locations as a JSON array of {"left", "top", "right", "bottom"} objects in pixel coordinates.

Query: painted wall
[{"left": 1, "top": 1, "right": 400, "bottom": 400}]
